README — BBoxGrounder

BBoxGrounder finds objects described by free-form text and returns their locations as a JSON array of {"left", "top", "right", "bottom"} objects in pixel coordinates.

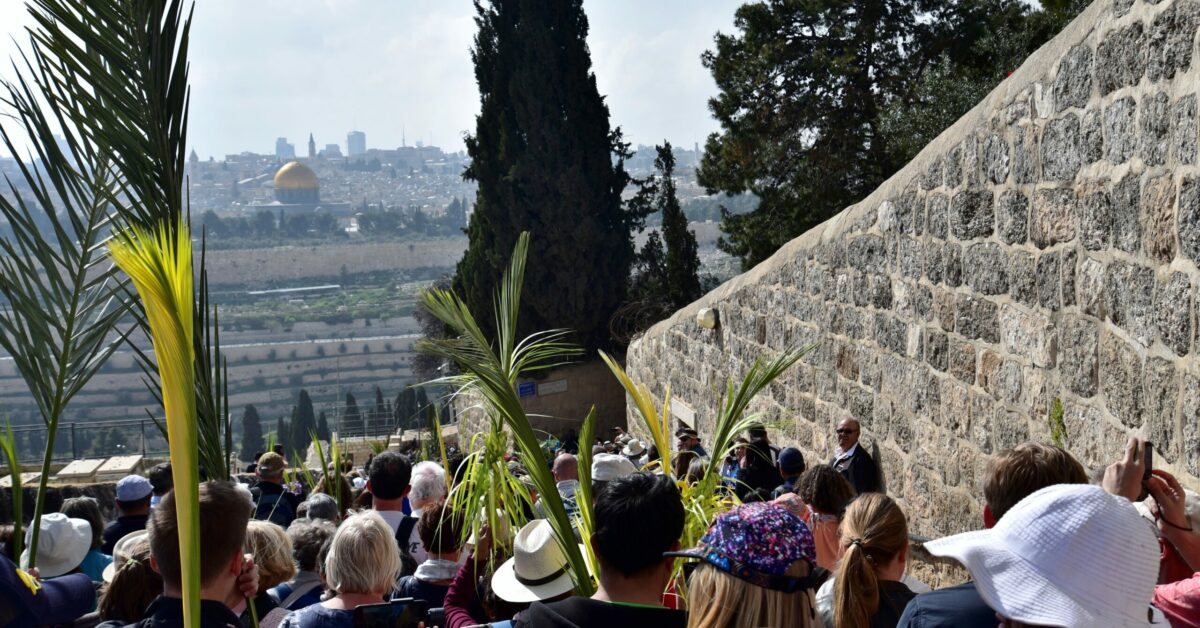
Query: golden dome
[{"left": 274, "top": 161, "right": 319, "bottom": 190}]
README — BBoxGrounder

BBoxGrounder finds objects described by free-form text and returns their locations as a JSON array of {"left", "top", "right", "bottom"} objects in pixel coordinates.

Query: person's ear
[
  {"left": 403, "top": 485, "right": 411, "bottom": 498},
  {"left": 149, "top": 554, "right": 161, "bottom": 575},
  {"left": 983, "top": 504, "right": 997, "bottom": 529},
  {"left": 230, "top": 551, "right": 244, "bottom": 576}
]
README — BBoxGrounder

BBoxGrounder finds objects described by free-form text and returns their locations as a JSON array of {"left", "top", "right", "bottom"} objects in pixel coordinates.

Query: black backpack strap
[{"left": 395, "top": 515, "right": 418, "bottom": 550}]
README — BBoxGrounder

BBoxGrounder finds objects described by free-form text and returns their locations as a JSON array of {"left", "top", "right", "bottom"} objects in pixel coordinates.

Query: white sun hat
[
  {"left": 925, "top": 484, "right": 1160, "bottom": 628},
  {"left": 621, "top": 439, "right": 646, "bottom": 458},
  {"left": 21, "top": 513, "right": 92, "bottom": 578},
  {"left": 102, "top": 529, "right": 149, "bottom": 583},
  {"left": 490, "top": 519, "right": 576, "bottom": 603},
  {"left": 591, "top": 453, "right": 637, "bottom": 482}
]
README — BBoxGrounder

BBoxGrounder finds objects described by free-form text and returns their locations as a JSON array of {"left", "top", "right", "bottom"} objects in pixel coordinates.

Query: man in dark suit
[{"left": 829, "top": 418, "right": 880, "bottom": 494}]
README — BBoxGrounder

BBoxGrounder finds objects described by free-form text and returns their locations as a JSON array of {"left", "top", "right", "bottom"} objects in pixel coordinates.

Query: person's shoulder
[{"left": 898, "top": 582, "right": 993, "bottom": 628}]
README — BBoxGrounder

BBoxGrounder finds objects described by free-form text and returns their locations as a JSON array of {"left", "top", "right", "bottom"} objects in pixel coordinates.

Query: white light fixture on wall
[{"left": 696, "top": 307, "right": 719, "bottom": 330}]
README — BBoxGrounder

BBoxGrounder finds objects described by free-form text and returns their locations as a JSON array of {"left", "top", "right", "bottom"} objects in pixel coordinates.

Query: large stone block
[
  {"left": 922, "top": 158, "right": 944, "bottom": 191},
  {"left": 1059, "top": 314, "right": 1099, "bottom": 397},
  {"left": 1000, "top": 304, "right": 1057, "bottom": 368},
  {"left": 950, "top": 189, "right": 994, "bottom": 240},
  {"left": 1010, "top": 251, "right": 1038, "bottom": 306},
  {"left": 1182, "top": 372, "right": 1200, "bottom": 476},
  {"left": 898, "top": 237, "right": 924, "bottom": 279},
  {"left": 925, "top": 328, "right": 949, "bottom": 372},
  {"left": 956, "top": 293, "right": 999, "bottom": 344},
  {"left": 949, "top": 338, "right": 977, "bottom": 384},
  {"left": 1082, "top": 107, "right": 1104, "bottom": 163},
  {"left": 1144, "top": 356, "right": 1179, "bottom": 462},
  {"left": 1041, "top": 114, "right": 1082, "bottom": 181},
  {"left": 1100, "top": 330, "right": 1144, "bottom": 428},
  {"left": 1037, "top": 252, "right": 1062, "bottom": 312},
  {"left": 868, "top": 273, "right": 893, "bottom": 309},
  {"left": 1105, "top": 97, "right": 1138, "bottom": 164},
  {"left": 1112, "top": 173, "right": 1142, "bottom": 254},
  {"left": 1105, "top": 260, "right": 1156, "bottom": 347},
  {"left": 1061, "top": 249, "right": 1077, "bottom": 308},
  {"left": 964, "top": 242, "right": 1009, "bottom": 295},
  {"left": 1096, "top": 22, "right": 1146, "bottom": 95},
  {"left": 875, "top": 313, "right": 907, "bottom": 355},
  {"left": 1141, "top": 92, "right": 1171, "bottom": 167},
  {"left": 996, "top": 190, "right": 1029, "bottom": 245},
  {"left": 983, "top": 134, "right": 1010, "bottom": 184},
  {"left": 927, "top": 193, "right": 949, "bottom": 239},
  {"left": 945, "top": 144, "right": 963, "bottom": 188},
  {"left": 1141, "top": 175, "right": 1176, "bottom": 264},
  {"left": 944, "top": 243, "right": 963, "bottom": 288},
  {"left": 1173, "top": 94, "right": 1197, "bottom": 165},
  {"left": 1053, "top": 44, "right": 1093, "bottom": 112},
  {"left": 848, "top": 235, "right": 887, "bottom": 273},
  {"left": 1178, "top": 176, "right": 1200, "bottom": 263},
  {"left": 1012, "top": 126, "right": 1039, "bottom": 184},
  {"left": 1031, "top": 188, "right": 1078, "bottom": 248},
  {"left": 933, "top": 288, "right": 956, "bottom": 331},
  {"left": 1079, "top": 189, "right": 1111, "bottom": 250},
  {"left": 1147, "top": 0, "right": 1200, "bottom": 82},
  {"left": 1155, "top": 271, "right": 1193, "bottom": 356}
]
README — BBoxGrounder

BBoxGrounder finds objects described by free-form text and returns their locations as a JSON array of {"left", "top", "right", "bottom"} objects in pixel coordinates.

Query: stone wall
[{"left": 627, "top": 0, "right": 1200, "bottom": 540}]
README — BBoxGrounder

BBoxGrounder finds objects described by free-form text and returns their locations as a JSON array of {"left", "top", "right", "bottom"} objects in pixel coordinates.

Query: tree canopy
[{"left": 700, "top": 0, "right": 1090, "bottom": 269}]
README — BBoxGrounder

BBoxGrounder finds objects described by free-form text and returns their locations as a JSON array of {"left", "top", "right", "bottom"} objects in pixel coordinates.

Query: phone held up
[{"left": 353, "top": 598, "right": 429, "bottom": 628}]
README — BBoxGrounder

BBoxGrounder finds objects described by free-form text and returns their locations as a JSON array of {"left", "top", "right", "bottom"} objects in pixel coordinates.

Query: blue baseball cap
[{"left": 0, "top": 553, "right": 95, "bottom": 628}]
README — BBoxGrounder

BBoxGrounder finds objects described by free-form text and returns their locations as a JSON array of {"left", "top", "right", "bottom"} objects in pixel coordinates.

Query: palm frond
[
  {"left": 417, "top": 232, "right": 593, "bottom": 594},
  {"left": 0, "top": 420, "right": 23, "bottom": 560},
  {"left": 109, "top": 217, "right": 200, "bottom": 628}
]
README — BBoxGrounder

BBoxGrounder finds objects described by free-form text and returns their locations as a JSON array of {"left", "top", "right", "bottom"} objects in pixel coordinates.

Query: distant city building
[
  {"left": 275, "top": 137, "right": 296, "bottom": 160},
  {"left": 244, "top": 160, "right": 351, "bottom": 215},
  {"left": 321, "top": 143, "right": 343, "bottom": 159},
  {"left": 347, "top": 131, "right": 366, "bottom": 157},
  {"left": 307, "top": 133, "right": 316, "bottom": 159}
]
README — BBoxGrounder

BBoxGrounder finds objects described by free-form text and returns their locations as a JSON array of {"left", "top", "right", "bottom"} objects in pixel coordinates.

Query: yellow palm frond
[{"left": 110, "top": 218, "right": 201, "bottom": 628}]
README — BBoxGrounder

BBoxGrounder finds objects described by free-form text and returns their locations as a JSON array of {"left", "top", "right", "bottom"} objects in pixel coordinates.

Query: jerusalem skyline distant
[{"left": 0, "top": 0, "right": 740, "bottom": 159}]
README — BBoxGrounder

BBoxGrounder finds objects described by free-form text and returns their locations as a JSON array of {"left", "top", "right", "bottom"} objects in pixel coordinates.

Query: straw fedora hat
[
  {"left": 490, "top": 519, "right": 576, "bottom": 603},
  {"left": 21, "top": 513, "right": 91, "bottom": 578},
  {"left": 621, "top": 439, "right": 646, "bottom": 457}
]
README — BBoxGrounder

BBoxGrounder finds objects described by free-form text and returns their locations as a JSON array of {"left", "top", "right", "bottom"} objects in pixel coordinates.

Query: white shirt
[
  {"left": 833, "top": 442, "right": 859, "bottom": 463},
  {"left": 376, "top": 509, "right": 429, "bottom": 566}
]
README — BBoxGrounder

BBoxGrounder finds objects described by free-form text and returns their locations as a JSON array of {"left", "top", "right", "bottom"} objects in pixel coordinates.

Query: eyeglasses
[{"left": 835, "top": 429, "right": 857, "bottom": 435}]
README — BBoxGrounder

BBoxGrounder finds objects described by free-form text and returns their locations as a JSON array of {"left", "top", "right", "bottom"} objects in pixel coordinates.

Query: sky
[{"left": 0, "top": 1, "right": 742, "bottom": 159}]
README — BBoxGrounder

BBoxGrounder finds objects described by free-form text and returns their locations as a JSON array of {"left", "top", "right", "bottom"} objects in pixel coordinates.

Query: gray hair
[
  {"left": 409, "top": 461, "right": 447, "bottom": 507},
  {"left": 304, "top": 493, "right": 340, "bottom": 522},
  {"left": 286, "top": 518, "right": 336, "bottom": 572},
  {"left": 325, "top": 511, "right": 400, "bottom": 595}
]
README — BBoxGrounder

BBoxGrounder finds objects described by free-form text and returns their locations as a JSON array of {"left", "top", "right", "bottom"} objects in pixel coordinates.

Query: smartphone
[
  {"left": 353, "top": 598, "right": 429, "bottom": 628},
  {"left": 1144, "top": 442, "right": 1154, "bottom": 486}
]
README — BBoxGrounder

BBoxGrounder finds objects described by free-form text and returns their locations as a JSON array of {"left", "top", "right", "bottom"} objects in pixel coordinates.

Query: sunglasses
[{"left": 835, "top": 429, "right": 857, "bottom": 435}]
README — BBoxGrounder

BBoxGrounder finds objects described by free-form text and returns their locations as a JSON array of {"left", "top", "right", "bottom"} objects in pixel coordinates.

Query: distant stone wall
[
  {"left": 628, "top": 0, "right": 1200, "bottom": 540},
  {"left": 456, "top": 360, "right": 627, "bottom": 443}
]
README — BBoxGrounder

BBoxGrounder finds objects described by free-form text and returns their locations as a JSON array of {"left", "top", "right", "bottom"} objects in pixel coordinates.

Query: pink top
[{"left": 1154, "top": 572, "right": 1200, "bottom": 628}]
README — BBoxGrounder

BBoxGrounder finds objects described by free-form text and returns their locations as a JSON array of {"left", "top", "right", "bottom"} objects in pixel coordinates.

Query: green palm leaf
[{"left": 417, "top": 232, "right": 593, "bottom": 594}]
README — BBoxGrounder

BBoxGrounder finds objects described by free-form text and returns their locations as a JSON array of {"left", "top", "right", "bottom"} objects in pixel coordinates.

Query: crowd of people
[{"left": 1, "top": 418, "right": 1198, "bottom": 627}]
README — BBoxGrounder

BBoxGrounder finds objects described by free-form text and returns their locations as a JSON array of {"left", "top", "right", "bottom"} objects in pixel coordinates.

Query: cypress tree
[
  {"left": 373, "top": 386, "right": 387, "bottom": 433},
  {"left": 317, "top": 410, "right": 331, "bottom": 441},
  {"left": 646, "top": 142, "right": 701, "bottom": 309},
  {"left": 456, "top": 0, "right": 643, "bottom": 351},
  {"left": 292, "top": 390, "right": 317, "bottom": 453},
  {"left": 343, "top": 392, "right": 361, "bottom": 434},
  {"left": 241, "top": 405, "right": 264, "bottom": 461},
  {"left": 275, "top": 415, "right": 290, "bottom": 453}
]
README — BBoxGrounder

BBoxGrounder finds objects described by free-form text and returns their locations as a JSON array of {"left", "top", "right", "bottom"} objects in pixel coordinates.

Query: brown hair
[
  {"left": 245, "top": 520, "right": 297, "bottom": 592},
  {"left": 833, "top": 493, "right": 908, "bottom": 628},
  {"left": 796, "top": 464, "right": 856, "bottom": 516},
  {"left": 61, "top": 497, "right": 105, "bottom": 550},
  {"left": 148, "top": 481, "right": 250, "bottom": 588},
  {"left": 983, "top": 442, "right": 1088, "bottom": 521},
  {"left": 418, "top": 501, "right": 465, "bottom": 556},
  {"left": 99, "top": 538, "right": 163, "bottom": 623}
]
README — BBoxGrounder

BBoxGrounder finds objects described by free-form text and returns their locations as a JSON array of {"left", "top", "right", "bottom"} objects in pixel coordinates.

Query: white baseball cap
[{"left": 925, "top": 484, "right": 1160, "bottom": 627}]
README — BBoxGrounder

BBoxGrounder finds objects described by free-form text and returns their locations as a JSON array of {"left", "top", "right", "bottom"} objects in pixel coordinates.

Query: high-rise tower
[{"left": 307, "top": 133, "right": 316, "bottom": 159}]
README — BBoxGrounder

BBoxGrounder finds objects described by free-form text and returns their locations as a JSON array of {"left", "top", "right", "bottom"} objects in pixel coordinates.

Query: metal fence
[{"left": 5, "top": 415, "right": 410, "bottom": 466}]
